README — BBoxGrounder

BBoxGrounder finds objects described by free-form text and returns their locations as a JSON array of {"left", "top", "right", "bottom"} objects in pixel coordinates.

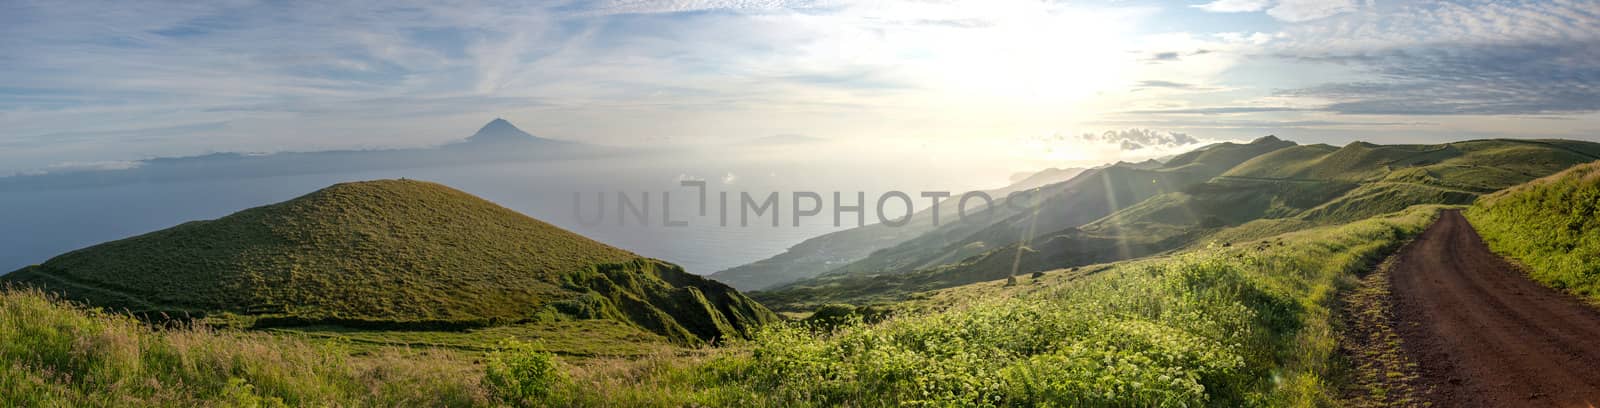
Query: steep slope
[
  {"left": 709, "top": 166, "right": 1086, "bottom": 291},
  {"left": 1465, "top": 160, "right": 1600, "bottom": 299},
  {"left": 4, "top": 179, "right": 775, "bottom": 343}
]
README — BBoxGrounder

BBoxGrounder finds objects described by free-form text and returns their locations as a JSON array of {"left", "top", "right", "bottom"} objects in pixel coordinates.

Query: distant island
[{"left": 0, "top": 119, "right": 609, "bottom": 191}]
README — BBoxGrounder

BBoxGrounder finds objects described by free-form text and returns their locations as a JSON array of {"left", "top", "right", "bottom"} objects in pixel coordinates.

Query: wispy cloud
[
  {"left": 1125, "top": 106, "right": 1308, "bottom": 115},
  {"left": 2, "top": 0, "right": 1598, "bottom": 174},
  {"left": 1268, "top": 0, "right": 1600, "bottom": 115},
  {"left": 1191, "top": 0, "right": 1359, "bottom": 21},
  {"left": 1192, "top": 0, "right": 1271, "bottom": 13}
]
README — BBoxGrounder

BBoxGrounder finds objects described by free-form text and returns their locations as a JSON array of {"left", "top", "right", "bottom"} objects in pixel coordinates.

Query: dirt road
[{"left": 1389, "top": 210, "right": 1600, "bottom": 407}]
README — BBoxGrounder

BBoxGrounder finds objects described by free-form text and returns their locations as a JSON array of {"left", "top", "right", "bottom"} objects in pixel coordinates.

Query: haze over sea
[{"left": 0, "top": 153, "right": 1006, "bottom": 276}]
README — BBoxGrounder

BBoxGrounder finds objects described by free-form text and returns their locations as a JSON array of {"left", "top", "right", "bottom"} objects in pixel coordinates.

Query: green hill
[
  {"left": 755, "top": 138, "right": 1600, "bottom": 310},
  {"left": 3, "top": 179, "right": 775, "bottom": 344},
  {"left": 827, "top": 137, "right": 1293, "bottom": 278},
  {"left": 1466, "top": 160, "right": 1600, "bottom": 299},
  {"left": 752, "top": 136, "right": 1297, "bottom": 308},
  {"left": 0, "top": 204, "right": 1442, "bottom": 407},
  {"left": 708, "top": 166, "right": 1086, "bottom": 291}
]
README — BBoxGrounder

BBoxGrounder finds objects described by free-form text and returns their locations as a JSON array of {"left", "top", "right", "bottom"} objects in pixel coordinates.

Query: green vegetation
[
  {"left": 11, "top": 138, "right": 1599, "bottom": 406},
  {"left": 483, "top": 340, "right": 566, "bottom": 405},
  {"left": 535, "top": 206, "right": 1442, "bottom": 406},
  {"left": 271, "top": 319, "right": 673, "bottom": 358},
  {"left": 757, "top": 138, "right": 1600, "bottom": 310},
  {"left": 0, "top": 205, "right": 1438, "bottom": 406},
  {"left": 1466, "top": 160, "right": 1600, "bottom": 299},
  {"left": 0, "top": 288, "right": 488, "bottom": 407},
  {"left": 757, "top": 136, "right": 1299, "bottom": 310},
  {"left": 710, "top": 167, "right": 1086, "bottom": 291},
  {"left": 0, "top": 202, "right": 1441, "bottom": 406},
  {"left": 4, "top": 179, "right": 776, "bottom": 344}
]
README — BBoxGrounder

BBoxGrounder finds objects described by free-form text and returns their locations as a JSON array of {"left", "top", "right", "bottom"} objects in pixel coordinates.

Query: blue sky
[{"left": 2, "top": 0, "right": 1598, "bottom": 175}]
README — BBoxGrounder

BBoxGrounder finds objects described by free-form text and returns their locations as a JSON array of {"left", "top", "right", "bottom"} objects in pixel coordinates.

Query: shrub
[{"left": 484, "top": 340, "right": 565, "bottom": 406}]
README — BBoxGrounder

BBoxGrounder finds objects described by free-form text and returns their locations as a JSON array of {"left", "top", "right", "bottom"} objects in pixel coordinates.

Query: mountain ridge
[
  {"left": 708, "top": 166, "right": 1088, "bottom": 291},
  {"left": 751, "top": 137, "right": 1600, "bottom": 310}
]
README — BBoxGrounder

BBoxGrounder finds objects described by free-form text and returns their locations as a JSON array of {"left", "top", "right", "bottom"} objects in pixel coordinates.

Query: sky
[{"left": 3, "top": 0, "right": 1599, "bottom": 176}]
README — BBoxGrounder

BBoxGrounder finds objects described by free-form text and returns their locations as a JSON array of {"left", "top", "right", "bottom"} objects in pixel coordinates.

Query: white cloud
[
  {"left": 3, "top": 0, "right": 1598, "bottom": 175},
  {"left": 576, "top": 0, "right": 819, "bottom": 16},
  {"left": 1266, "top": 0, "right": 1360, "bottom": 22},
  {"left": 40, "top": 160, "right": 145, "bottom": 174},
  {"left": 1192, "top": 0, "right": 1361, "bottom": 22},
  {"left": 1274, "top": 0, "right": 1600, "bottom": 51},
  {"left": 1192, "top": 0, "right": 1272, "bottom": 13}
]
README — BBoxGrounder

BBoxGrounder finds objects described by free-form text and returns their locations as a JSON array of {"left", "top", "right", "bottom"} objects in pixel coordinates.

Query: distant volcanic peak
[{"left": 465, "top": 118, "right": 539, "bottom": 144}]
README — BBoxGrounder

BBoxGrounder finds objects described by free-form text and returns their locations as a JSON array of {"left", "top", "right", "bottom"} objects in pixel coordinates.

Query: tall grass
[
  {"left": 1466, "top": 161, "right": 1600, "bottom": 299},
  {"left": 0, "top": 288, "right": 488, "bottom": 407},
  {"left": 540, "top": 206, "right": 1441, "bottom": 407}
]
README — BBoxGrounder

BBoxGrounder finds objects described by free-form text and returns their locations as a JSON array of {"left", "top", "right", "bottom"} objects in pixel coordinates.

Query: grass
[
  {"left": 272, "top": 319, "right": 674, "bottom": 358},
  {"left": 4, "top": 179, "right": 777, "bottom": 344},
  {"left": 539, "top": 205, "right": 1442, "bottom": 407},
  {"left": 1, "top": 205, "right": 1440, "bottom": 406},
  {"left": 758, "top": 138, "right": 1598, "bottom": 310},
  {"left": 760, "top": 137, "right": 1301, "bottom": 309},
  {"left": 1339, "top": 246, "right": 1425, "bottom": 407},
  {"left": 7, "top": 179, "right": 638, "bottom": 322},
  {"left": 0, "top": 287, "right": 489, "bottom": 407},
  {"left": 1465, "top": 160, "right": 1600, "bottom": 299}
]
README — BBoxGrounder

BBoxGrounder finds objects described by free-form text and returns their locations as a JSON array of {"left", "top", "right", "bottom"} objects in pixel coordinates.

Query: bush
[{"left": 484, "top": 340, "right": 565, "bottom": 406}]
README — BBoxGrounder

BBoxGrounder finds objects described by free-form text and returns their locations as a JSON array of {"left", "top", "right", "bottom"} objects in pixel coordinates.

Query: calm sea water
[{"left": 0, "top": 154, "right": 1003, "bottom": 276}]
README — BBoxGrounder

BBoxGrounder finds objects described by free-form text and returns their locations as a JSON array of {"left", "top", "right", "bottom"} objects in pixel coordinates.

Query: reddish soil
[{"left": 1389, "top": 210, "right": 1600, "bottom": 407}]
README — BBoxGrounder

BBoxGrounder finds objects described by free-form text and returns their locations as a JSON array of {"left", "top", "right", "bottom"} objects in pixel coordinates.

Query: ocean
[{"left": 0, "top": 153, "right": 1005, "bottom": 277}]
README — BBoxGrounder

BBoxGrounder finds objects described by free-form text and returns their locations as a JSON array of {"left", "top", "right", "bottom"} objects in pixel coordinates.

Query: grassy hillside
[
  {"left": 1466, "top": 160, "right": 1600, "bottom": 299},
  {"left": 543, "top": 206, "right": 1444, "bottom": 406},
  {"left": 756, "top": 137, "right": 1298, "bottom": 307},
  {"left": 756, "top": 138, "right": 1599, "bottom": 310},
  {"left": 4, "top": 206, "right": 1437, "bottom": 407},
  {"left": 709, "top": 167, "right": 1085, "bottom": 291},
  {"left": 4, "top": 179, "right": 775, "bottom": 344}
]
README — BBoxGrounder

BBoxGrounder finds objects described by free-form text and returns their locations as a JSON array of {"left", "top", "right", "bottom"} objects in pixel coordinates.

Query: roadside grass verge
[{"left": 1465, "top": 161, "right": 1600, "bottom": 299}]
